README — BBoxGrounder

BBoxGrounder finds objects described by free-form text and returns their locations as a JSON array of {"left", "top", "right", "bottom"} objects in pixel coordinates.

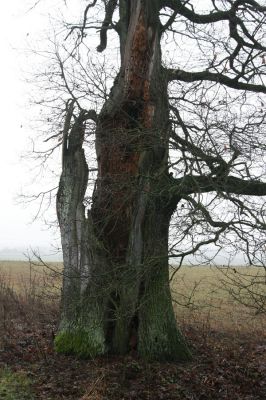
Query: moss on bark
[{"left": 55, "top": 326, "right": 105, "bottom": 358}]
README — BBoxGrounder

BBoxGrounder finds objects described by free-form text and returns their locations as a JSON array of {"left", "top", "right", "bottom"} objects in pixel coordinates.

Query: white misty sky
[{"left": 0, "top": 1, "right": 66, "bottom": 249}]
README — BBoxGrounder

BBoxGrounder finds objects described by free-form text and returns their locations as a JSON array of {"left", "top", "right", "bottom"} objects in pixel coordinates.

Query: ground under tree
[{"left": 52, "top": 0, "right": 266, "bottom": 361}]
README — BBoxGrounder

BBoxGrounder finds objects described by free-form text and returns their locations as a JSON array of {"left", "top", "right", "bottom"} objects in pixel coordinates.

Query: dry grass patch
[
  {"left": 171, "top": 265, "right": 266, "bottom": 336},
  {"left": 1, "top": 261, "right": 265, "bottom": 335},
  {"left": 0, "top": 261, "right": 265, "bottom": 399}
]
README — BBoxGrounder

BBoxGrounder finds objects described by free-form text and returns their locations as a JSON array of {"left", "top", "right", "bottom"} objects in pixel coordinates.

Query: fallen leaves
[{"left": 0, "top": 318, "right": 265, "bottom": 399}]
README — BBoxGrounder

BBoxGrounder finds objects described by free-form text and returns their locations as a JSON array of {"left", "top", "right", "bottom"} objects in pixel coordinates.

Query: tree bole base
[
  {"left": 138, "top": 328, "right": 192, "bottom": 362},
  {"left": 54, "top": 327, "right": 192, "bottom": 362}
]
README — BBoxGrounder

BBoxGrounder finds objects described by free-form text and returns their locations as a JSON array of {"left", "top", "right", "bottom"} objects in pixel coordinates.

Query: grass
[{"left": 0, "top": 368, "right": 35, "bottom": 400}]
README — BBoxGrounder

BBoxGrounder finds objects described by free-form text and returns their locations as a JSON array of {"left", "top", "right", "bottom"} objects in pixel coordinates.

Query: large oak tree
[{"left": 51, "top": 0, "right": 266, "bottom": 361}]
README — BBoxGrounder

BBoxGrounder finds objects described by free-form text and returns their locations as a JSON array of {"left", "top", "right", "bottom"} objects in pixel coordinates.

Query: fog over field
[
  {"left": 0, "top": 246, "right": 245, "bottom": 265},
  {"left": 0, "top": 247, "right": 62, "bottom": 261}
]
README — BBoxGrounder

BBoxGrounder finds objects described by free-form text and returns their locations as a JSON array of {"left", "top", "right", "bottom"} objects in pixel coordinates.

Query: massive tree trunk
[{"left": 55, "top": 0, "right": 191, "bottom": 361}]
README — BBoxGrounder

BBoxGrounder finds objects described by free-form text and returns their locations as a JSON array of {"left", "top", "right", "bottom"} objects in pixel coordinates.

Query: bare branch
[
  {"left": 171, "top": 175, "right": 266, "bottom": 198},
  {"left": 160, "top": 0, "right": 266, "bottom": 24},
  {"left": 166, "top": 68, "right": 266, "bottom": 93},
  {"left": 97, "top": 0, "right": 118, "bottom": 52},
  {"left": 81, "top": 0, "right": 98, "bottom": 35},
  {"left": 160, "top": 0, "right": 231, "bottom": 23}
]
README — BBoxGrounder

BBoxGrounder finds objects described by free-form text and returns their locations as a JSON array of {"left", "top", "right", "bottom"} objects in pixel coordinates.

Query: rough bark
[
  {"left": 56, "top": 0, "right": 191, "bottom": 361},
  {"left": 55, "top": 108, "right": 108, "bottom": 357}
]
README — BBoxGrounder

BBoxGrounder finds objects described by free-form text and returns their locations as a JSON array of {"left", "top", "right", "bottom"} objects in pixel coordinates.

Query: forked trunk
[{"left": 55, "top": 0, "right": 191, "bottom": 361}]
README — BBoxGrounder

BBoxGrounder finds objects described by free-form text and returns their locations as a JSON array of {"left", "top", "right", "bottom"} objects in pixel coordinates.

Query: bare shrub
[{"left": 0, "top": 262, "right": 61, "bottom": 357}]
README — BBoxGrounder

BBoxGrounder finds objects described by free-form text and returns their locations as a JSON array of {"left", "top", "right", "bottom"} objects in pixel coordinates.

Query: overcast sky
[{"left": 0, "top": 1, "right": 64, "bottom": 250}]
